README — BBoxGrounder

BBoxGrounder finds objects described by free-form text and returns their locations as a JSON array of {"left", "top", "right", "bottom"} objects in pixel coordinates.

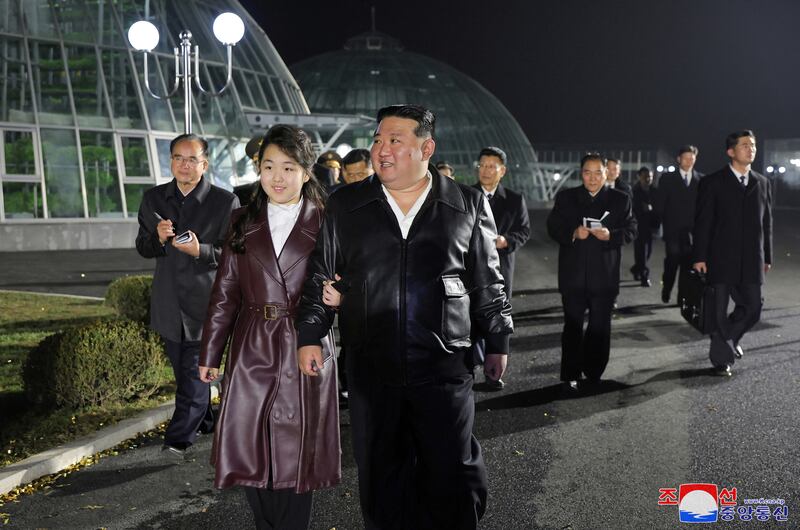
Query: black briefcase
[{"left": 679, "top": 269, "right": 717, "bottom": 335}]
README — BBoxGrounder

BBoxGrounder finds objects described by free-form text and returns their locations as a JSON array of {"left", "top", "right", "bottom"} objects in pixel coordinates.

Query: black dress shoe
[
  {"left": 734, "top": 344, "right": 744, "bottom": 359},
  {"left": 483, "top": 377, "right": 505, "bottom": 391},
  {"left": 162, "top": 444, "right": 188, "bottom": 462},
  {"left": 641, "top": 278, "right": 652, "bottom": 287},
  {"left": 562, "top": 380, "right": 579, "bottom": 393},
  {"left": 661, "top": 290, "right": 670, "bottom": 304},
  {"left": 712, "top": 365, "right": 733, "bottom": 377}
]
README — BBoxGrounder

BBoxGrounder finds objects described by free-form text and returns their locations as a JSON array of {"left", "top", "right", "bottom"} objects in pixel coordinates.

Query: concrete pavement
[{"left": 1, "top": 209, "right": 798, "bottom": 529}]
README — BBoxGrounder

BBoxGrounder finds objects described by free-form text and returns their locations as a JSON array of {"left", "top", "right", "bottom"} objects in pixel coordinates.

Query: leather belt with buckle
[{"left": 247, "top": 303, "right": 291, "bottom": 321}]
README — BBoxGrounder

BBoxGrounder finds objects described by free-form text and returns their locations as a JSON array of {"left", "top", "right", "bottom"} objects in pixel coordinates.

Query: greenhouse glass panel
[
  {"left": 0, "top": 36, "right": 35, "bottom": 123},
  {"left": 80, "top": 130, "right": 123, "bottom": 217},
  {"left": 3, "top": 130, "right": 35, "bottom": 175},
  {"left": 3, "top": 181, "right": 44, "bottom": 219},
  {"left": 41, "top": 128, "right": 84, "bottom": 218}
]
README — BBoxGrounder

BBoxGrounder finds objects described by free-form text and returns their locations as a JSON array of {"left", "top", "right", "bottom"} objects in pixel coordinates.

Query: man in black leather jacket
[{"left": 296, "top": 104, "right": 513, "bottom": 529}]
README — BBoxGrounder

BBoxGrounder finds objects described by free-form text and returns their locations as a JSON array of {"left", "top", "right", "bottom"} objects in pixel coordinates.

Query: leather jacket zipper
[{"left": 400, "top": 238, "right": 408, "bottom": 385}]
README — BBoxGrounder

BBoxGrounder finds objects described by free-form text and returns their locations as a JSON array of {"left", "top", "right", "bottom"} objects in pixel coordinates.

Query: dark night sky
[{"left": 239, "top": 0, "right": 799, "bottom": 171}]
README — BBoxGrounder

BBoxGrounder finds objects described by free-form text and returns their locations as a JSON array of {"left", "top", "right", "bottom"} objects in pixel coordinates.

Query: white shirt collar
[
  {"left": 267, "top": 197, "right": 303, "bottom": 255},
  {"left": 729, "top": 164, "right": 750, "bottom": 185},
  {"left": 381, "top": 173, "right": 433, "bottom": 239},
  {"left": 481, "top": 185, "right": 497, "bottom": 197}
]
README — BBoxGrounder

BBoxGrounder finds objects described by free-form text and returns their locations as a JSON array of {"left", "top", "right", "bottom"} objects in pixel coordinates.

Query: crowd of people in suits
[
  {"left": 546, "top": 131, "right": 772, "bottom": 392},
  {"left": 134, "top": 112, "right": 770, "bottom": 528}
]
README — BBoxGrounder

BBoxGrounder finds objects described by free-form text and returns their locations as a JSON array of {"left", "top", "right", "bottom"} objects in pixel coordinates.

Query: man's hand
[
  {"left": 590, "top": 227, "right": 610, "bottom": 241},
  {"left": 172, "top": 230, "right": 200, "bottom": 257},
  {"left": 157, "top": 219, "right": 175, "bottom": 244},
  {"left": 484, "top": 353, "right": 508, "bottom": 382},
  {"left": 298, "top": 345, "right": 324, "bottom": 377},
  {"left": 199, "top": 366, "right": 219, "bottom": 383},
  {"left": 573, "top": 226, "right": 590, "bottom": 240},
  {"left": 693, "top": 261, "right": 707, "bottom": 274},
  {"left": 495, "top": 235, "right": 509, "bottom": 249}
]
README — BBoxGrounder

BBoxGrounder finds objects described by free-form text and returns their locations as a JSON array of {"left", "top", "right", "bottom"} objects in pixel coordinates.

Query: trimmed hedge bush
[
  {"left": 105, "top": 275, "right": 152, "bottom": 323},
  {"left": 23, "top": 318, "right": 166, "bottom": 408}
]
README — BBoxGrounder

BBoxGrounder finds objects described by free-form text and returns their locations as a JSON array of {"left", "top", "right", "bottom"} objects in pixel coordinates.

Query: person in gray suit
[{"left": 135, "top": 133, "right": 240, "bottom": 457}]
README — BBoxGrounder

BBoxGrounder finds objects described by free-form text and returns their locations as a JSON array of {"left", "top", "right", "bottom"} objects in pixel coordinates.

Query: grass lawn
[{"left": 0, "top": 291, "right": 174, "bottom": 467}]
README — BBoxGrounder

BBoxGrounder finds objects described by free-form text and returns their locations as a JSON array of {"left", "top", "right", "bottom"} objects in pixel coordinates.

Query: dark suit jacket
[
  {"left": 632, "top": 182, "right": 656, "bottom": 233},
  {"left": 135, "top": 177, "right": 240, "bottom": 342},
  {"left": 547, "top": 186, "right": 637, "bottom": 296},
  {"left": 472, "top": 183, "right": 530, "bottom": 297},
  {"left": 692, "top": 166, "right": 772, "bottom": 285},
  {"left": 609, "top": 178, "right": 632, "bottom": 196},
  {"left": 653, "top": 169, "right": 703, "bottom": 243}
]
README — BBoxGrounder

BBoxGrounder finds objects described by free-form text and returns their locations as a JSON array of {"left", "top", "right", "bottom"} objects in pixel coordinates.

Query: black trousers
[
  {"left": 662, "top": 235, "right": 692, "bottom": 299},
  {"left": 347, "top": 356, "right": 487, "bottom": 530},
  {"left": 244, "top": 487, "right": 313, "bottom": 530},
  {"left": 560, "top": 293, "right": 615, "bottom": 381},
  {"left": 632, "top": 230, "right": 653, "bottom": 279},
  {"left": 709, "top": 283, "right": 763, "bottom": 368},
  {"left": 163, "top": 338, "right": 214, "bottom": 446}
]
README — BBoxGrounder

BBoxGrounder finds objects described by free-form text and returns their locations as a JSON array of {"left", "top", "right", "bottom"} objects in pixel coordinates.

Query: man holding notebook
[{"left": 546, "top": 153, "right": 637, "bottom": 392}]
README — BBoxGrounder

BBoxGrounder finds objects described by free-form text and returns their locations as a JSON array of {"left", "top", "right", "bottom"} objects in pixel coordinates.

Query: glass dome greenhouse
[{"left": 291, "top": 30, "right": 540, "bottom": 193}]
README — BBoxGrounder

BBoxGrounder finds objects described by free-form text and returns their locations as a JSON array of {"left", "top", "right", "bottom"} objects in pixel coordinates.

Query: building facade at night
[{"left": 0, "top": 0, "right": 307, "bottom": 250}]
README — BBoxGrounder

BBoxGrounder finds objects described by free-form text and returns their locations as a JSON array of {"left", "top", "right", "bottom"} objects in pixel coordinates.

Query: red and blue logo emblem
[{"left": 679, "top": 483, "right": 719, "bottom": 523}]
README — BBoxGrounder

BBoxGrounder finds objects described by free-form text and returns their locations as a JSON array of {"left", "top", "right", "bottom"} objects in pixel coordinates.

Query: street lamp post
[{"left": 127, "top": 13, "right": 245, "bottom": 134}]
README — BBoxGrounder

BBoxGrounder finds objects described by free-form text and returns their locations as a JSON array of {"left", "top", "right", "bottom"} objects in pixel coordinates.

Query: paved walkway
[{"left": 2, "top": 209, "right": 799, "bottom": 529}]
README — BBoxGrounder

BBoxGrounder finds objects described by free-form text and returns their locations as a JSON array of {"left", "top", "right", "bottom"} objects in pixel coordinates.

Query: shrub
[
  {"left": 23, "top": 318, "right": 166, "bottom": 409},
  {"left": 105, "top": 275, "right": 152, "bottom": 323}
]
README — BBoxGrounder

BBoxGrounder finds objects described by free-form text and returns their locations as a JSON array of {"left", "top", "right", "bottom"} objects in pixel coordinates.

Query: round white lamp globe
[
  {"left": 128, "top": 20, "right": 160, "bottom": 51},
  {"left": 213, "top": 12, "right": 245, "bottom": 45}
]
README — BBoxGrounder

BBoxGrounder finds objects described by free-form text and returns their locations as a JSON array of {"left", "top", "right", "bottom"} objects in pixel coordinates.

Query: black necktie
[
  {"left": 487, "top": 193, "right": 493, "bottom": 200},
  {"left": 740, "top": 175, "right": 746, "bottom": 187}
]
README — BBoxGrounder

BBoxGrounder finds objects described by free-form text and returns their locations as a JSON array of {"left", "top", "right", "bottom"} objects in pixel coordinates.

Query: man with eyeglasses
[
  {"left": 472, "top": 146, "right": 530, "bottom": 390},
  {"left": 135, "top": 133, "right": 240, "bottom": 460}
]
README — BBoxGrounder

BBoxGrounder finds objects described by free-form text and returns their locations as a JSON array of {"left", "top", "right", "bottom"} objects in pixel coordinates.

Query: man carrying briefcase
[
  {"left": 692, "top": 130, "right": 772, "bottom": 377},
  {"left": 680, "top": 269, "right": 716, "bottom": 335}
]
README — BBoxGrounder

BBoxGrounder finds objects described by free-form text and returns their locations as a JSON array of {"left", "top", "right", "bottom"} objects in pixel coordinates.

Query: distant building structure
[
  {"left": 0, "top": 0, "right": 307, "bottom": 250},
  {"left": 290, "top": 30, "right": 550, "bottom": 200}
]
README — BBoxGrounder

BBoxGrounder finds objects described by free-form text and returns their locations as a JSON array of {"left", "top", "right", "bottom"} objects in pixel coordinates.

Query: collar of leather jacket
[{"left": 344, "top": 164, "right": 468, "bottom": 214}]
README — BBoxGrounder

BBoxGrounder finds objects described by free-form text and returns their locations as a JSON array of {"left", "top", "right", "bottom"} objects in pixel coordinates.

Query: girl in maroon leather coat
[{"left": 199, "top": 125, "right": 340, "bottom": 529}]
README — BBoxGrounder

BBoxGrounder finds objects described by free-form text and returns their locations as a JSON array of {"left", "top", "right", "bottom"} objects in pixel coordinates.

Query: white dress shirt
[
  {"left": 267, "top": 197, "right": 303, "bottom": 255},
  {"left": 382, "top": 175, "right": 432, "bottom": 239},
  {"left": 729, "top": 165, "right": 749, "bottom": 187},
  {"left": 680, "top": 169, "right": 692, "bottom": 186}
]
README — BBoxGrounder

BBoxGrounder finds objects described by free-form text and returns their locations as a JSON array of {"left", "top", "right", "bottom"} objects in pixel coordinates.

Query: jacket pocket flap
[{"left": 442, "top": 275, "right": 467, "bottom": 297}]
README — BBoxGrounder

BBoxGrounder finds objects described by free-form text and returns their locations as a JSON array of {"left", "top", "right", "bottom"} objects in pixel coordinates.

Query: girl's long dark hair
[{"left": 229, "top": 125, "right": 327, "bottom": 253}]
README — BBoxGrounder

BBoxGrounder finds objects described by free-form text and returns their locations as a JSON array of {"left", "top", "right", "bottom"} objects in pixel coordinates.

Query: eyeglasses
[
  {"left": 476, "top": 163, "right": 502, "bottom": 170},
  {"left": 171, "top": 155, "right": 205, "bottom": 167}
]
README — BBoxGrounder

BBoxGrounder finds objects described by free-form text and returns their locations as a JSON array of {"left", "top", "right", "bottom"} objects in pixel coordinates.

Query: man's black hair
[
  {"left": 725, "top": 130, "right": 756, "bottom": 150},
  {"left": 478, "top": 146, "right": 507, "bottom": 166},
  {"left": 677, "top": 144, "right": 699, "bottom": 157},
  {"left": 342, "top": 148, "right": 372, "bottom": 168},
  {"left": 375, "top": 104, "right": 435, "bottom": 138},
  {"left": 606, "top": 157, "right": 620, "bottom": 164},
  {"left": 580, "top": 152, "right": 607, "bottom": 168},
  {"left": 170, "top": 133, "right": 208, "bottom": 157}
]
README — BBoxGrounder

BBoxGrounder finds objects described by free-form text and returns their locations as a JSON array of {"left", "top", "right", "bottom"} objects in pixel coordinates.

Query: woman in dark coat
[{"left": 199, "top": 125, "right": 340, "bottom": 529}]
